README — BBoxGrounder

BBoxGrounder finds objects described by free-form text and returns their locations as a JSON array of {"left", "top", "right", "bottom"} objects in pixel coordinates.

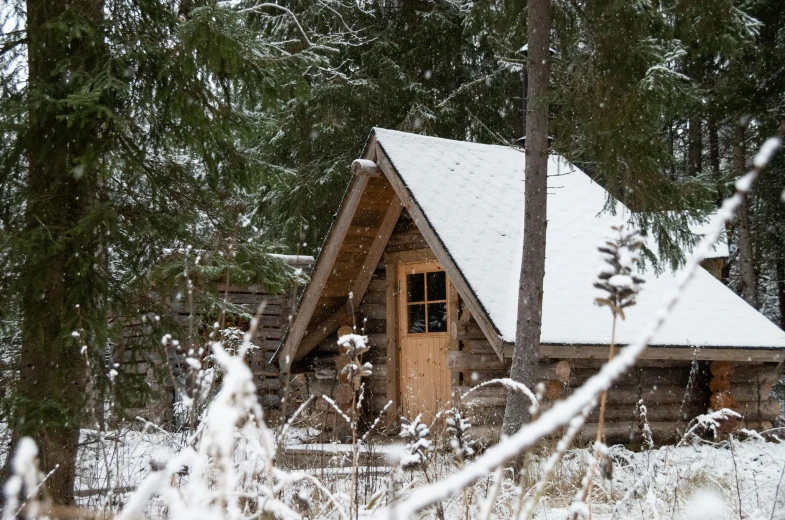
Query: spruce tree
[{"left": 0, "top": 0, "right": 339, "bottom": 503}]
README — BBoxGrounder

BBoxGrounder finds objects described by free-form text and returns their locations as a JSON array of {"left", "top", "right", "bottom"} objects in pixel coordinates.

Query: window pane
[
  {"left": 408, "top": 304, "right": 426, "bottom": 334},
  {"left": 407, "top": 273, "right": 425, "bottom": 303},
  {"left": 427, "top": 303, "right": 447, "bottom": 332},
  {"left": 427, "top": 271, "right": 446, "bottom": 301}
]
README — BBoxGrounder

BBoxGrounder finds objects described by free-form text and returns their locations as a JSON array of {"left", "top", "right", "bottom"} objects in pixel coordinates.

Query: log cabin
[{"left": 275, "top": 128, "right": 785, "bottom": 445}]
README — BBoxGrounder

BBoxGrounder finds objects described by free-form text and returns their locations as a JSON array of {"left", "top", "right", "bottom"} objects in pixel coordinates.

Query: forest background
[{"left": 0, "top": 0, "right": 784, "bottom": 506}]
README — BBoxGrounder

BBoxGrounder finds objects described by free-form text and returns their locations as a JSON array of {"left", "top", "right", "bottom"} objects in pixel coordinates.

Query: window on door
[{"left": 406, "top": 270, "right": 447, "bottom": 334}]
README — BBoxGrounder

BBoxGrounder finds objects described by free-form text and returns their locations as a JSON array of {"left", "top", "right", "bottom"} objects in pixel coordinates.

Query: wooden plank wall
[{"left": 123, "top": 257, "right": 312, "bottom": 427}]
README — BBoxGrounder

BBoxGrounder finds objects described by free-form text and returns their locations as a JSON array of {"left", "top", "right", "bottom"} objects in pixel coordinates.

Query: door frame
[{"left": 384, "top": 248, "right": 460, "bottom": 427}]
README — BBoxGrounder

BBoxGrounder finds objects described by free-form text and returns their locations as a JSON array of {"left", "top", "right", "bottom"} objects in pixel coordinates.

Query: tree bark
[
  {"left": 777, "top": 254, "right": 785, "bottom": 330},
  {"left": 2, "top": 0, "right": 106, "bottom": 505},
  {"left": 688, "top": 117, "right": 702, "bottom": 176},
  {"left": 733, "top": 123, "right": 758, "bottom": 308},
  {"left": 503, "top": 0, "right": 550, "bottom": 436},
  {"left": 708, "top": 117, "right": 722, "bottom": 205}
]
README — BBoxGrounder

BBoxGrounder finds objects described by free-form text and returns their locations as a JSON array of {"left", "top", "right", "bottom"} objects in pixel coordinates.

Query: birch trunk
[{"left": 503, "top": 0, "right": 550, "bottom": 435}]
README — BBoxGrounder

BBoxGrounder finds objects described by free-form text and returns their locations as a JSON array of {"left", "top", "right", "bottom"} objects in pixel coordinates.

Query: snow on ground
[{"left": 33, "top": 421, "right": 785, "bottom": 519}]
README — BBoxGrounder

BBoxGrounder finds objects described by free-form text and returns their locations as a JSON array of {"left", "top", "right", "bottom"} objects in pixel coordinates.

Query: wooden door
[{"left": 398, "top": 261, "right": 452, "bottom": 424}]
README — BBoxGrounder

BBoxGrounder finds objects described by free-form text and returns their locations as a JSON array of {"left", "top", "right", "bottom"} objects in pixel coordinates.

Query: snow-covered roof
[{"left": 373, "top": 128, "right": 785, "bottom": 349}]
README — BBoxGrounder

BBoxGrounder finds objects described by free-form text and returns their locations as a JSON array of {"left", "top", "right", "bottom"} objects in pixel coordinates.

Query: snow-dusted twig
[
  {"left": 521, "top": 404, "right": 593, "bottom": 520},
  {"left": 382, "top": 131, "right": 783, "bottom": 520},
  {"left": 278, "top": 395, "right": 316, "bottom": 447},
  {"left": 479, "top": 466, "right": 504, "bottom": 520},
  {"left": 637, "top": 400, "right": 655, "bottom": 451},
  {"left": 321, "top": 395, "right": 351, "bottom": 425},
  {"left": 237, "top": 3, "right": 312, "bottom": 47},
  {"left": 461, "top": 378, "right": 539, "bottom": 413}
]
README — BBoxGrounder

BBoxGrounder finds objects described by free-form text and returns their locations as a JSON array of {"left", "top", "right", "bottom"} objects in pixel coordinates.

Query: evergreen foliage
[{"left": 0, "top": 0, "right": 349, "bottom": 502}]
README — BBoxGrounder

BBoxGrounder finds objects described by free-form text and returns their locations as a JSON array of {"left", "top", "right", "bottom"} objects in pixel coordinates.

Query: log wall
[{"left": 294, "top": 210, "right": 781, "bottom": 445}]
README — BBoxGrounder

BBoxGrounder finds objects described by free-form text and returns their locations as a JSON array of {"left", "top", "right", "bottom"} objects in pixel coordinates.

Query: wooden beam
[
  {"left": 350, "top": 199, "right": 403, "bottom": 313},
  {"left": 291, "top": 197, "right": 403, "bottom": 361},
  {"left": 293, "top": 307, "right": 354, "bottom": 360},
  {"left": 374, "top": 141, "right": 506, "bottom": 361},
  {"left": 539, "top": 344, "right": 785, "bottom": 363},
  {"left": 278, "top": 174, "right": 370, "bottom": 370},
  {"left": 352, "top": 159, "right": 383, "bottom": 178},
  {"left": 383, "top": 248, "right": 436, "bottom": 265},
  {"left": 385, "top": 259, "right": 400, "bottom": 427}
]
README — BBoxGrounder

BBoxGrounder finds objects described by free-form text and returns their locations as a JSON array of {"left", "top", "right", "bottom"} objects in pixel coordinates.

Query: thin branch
[{"left": 237, "top": 3, "right": 312, "bottom": 47}]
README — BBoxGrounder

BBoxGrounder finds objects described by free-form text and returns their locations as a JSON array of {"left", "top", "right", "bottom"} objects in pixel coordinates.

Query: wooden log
[
  {"left": 368, "top": 279, "right": 386, "bottom": 293},
  {"left": 314, "top": 368, "right": 336, "bottom": 380},
  {"left": 447, "top": 351, "right": 510, "bottom": 372},
  {"left": 361, "top": 290, "right": 386, "bottom": 305},
  {"left": 258, "top": 378, "right": 282, "bottom": 391},
  {"left": 367, "top": 377, "right": 387, "bottom": 396},
  {"left": 578, "top": 421, "right": 683, "bottom": 444},
  {"left": 352, "top": 159, "right": 383, "bottom": 177},
  {"left": 710, "top": 377, "right": 731, "bottom": 393},
  {"left": 252, "top": 368, "right": 280, "bottom": 378},
  {"left": 471, "top": 425, "right": 502, "bottom": 447},
  {"left": 464, "top": 406, "right": 506, "bottom": 425},
  {"left": 588, "top": 403, "right": 705, "bottom": 423},
  {"left": 364, "top": 319, "right": 386, "bottom": 334},
  {"left": 465, "top": 339, "right": 495, "bottom": 354},
  {"left": 365, "top": 332, "right": 386, "bottom": 348},
  {"left": 730, "top": 382, "right": 773, "bottom": 402},
  {"left": 736, "top": 400, "right": 781, "bottom": 421},
  {"left": 368, "top": 396, "right": 393, "bottom": 415},
  {"left": 710, "top": 392, "right": 736, "bottom": 410},
  {"left": 450, "top": 320, "right": 487, "bottom": 341},
  {"left": 462, "top": 371, "right": 506, "bottom": 386},
  {"left": 455, "top": 385, "right": 504, "bottom": 398},
  {"left": 570, "top": 367, "right": 692, "bottom": 386},
  {"left": 740, "top": 420, "right": 773, "bottom": 432},
  {"left": 371, "top": 364, "right": 387, "bottom": 379},
  {"left": 731, "top": 365, "right": 779, "bottom": 385},
  {"left": 358, "top": 303, "right": 386, "bottom": 321},
  {"left": 710, "top": 361, "right": 734, "bottom": 378}
]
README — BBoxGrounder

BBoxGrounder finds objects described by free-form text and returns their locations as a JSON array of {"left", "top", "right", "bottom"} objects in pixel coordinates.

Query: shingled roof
[{"left": 372, "top": 128, "right": 785, "bottom": 351}]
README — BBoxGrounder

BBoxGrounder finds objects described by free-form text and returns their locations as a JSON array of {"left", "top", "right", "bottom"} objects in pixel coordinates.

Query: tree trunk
[
  {"left": 688, "top": 117, "right": 702, "bottom": 176},
  {"left": 2, "top": 0, "right": 106, "bottom": 505},
  {"left": 503, "top": 0, "right": 550, "bottom": 436},
  {"left": 708, "top": 117, "right": 721, "bottom": 205},
  {"left": 733, "top": 123, "right": 758, "bottom": 308},
  {"left": 777, "top": 254, "right": 785, "bottom": 330}
]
